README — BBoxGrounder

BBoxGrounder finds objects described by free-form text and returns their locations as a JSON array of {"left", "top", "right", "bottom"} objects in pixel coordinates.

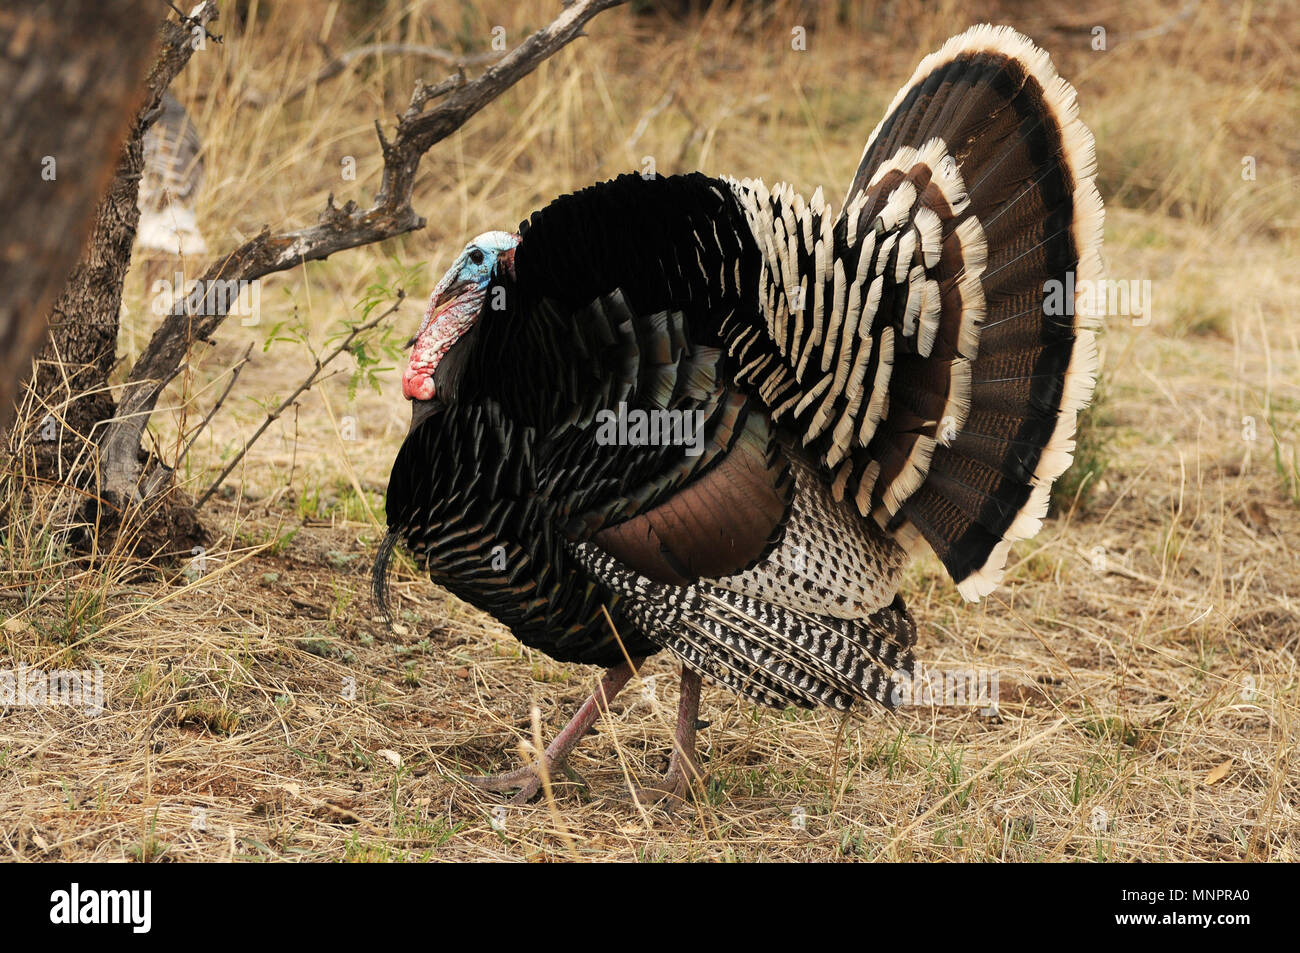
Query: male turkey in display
[{"left": 374, "top": 25, "right": 1103, "bottom": 803}]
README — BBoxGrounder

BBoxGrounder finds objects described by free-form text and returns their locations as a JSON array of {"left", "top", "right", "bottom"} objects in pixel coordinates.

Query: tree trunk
[
  {"left": 29, "top": 5, "right": 217, "bottom": 478},
  {"left": 0, "top": 0, "right": 158, "bottom": 436},
  {"left": 36, "top": 125, "right": 146, "bottom": 458}
]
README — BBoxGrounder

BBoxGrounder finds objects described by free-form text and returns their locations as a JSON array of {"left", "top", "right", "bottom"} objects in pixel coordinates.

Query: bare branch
[
  {"left": 100, "top": 0, "right": 629, "bottom": 507},
  {"left": 282, "top": 42, "right": 502, "bottom": 106},
  {"left": 175, "top": 341, "right": 253, "bottom": 466},
  {"left": 147, "top": 3, "right": 221, "bottom": 109},
  {"left": 165, "top": 0, "right": 224, "bottom": 44}
]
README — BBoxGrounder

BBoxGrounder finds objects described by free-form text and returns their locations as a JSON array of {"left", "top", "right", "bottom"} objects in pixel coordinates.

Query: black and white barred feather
[{"left": 570, "top": 542, "right": 915, "bottom": 711}]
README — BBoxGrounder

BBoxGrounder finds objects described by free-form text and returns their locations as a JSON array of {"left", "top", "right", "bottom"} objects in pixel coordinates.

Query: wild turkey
[
  {"left": 137, "top": 91, "right": 207, "bottom": 258},
  {"left": 374, "top": 25, "right": 1103, "bottom": 802}
]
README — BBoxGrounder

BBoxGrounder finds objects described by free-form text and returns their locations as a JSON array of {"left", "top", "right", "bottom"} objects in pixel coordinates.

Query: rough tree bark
[
  {"left": 29, "top": 3, "right": 219, "bottom": 480},
  {"left": 97, "top": 0, "right": 629, "bottom": 509},
  {"left": 0, "top": 0, "right": 158, "bottom": 435}
]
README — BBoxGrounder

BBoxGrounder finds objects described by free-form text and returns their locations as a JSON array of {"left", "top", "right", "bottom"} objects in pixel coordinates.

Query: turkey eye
[{"left": 468, "top": 248, "right": 485, "bottom": 265}]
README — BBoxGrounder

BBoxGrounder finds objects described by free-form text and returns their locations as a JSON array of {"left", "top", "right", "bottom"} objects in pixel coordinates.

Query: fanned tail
[{"left": 839, "top": 24, "right": 1104, "bottom": 600}]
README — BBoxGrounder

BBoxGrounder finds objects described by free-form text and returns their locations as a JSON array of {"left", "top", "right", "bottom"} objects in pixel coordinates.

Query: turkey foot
[
  {"left": 467, "top": 657, "right": 641, "bottom": 804},
  {"left": 633, "top": 667, "right": 705, "bottom": 804}
]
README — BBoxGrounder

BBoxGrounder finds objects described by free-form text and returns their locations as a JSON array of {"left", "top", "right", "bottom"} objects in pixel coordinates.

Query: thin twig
[
  {"left": 282, "top": 42, "right": 502, "bottom": 105},
  {"left": 165, "top": 0, "right": 223, "bottom": 44},
  {"left": 194, "top": 293, "right": 404, "bottom": 509},
  {"left": 176, "top": 342, "right": 253, "bottom": 467}
]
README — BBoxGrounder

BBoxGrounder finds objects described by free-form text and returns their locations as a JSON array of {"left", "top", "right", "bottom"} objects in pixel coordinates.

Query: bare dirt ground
[{"left": 2, "top": 0, "right": 1297, "bottom": 861}]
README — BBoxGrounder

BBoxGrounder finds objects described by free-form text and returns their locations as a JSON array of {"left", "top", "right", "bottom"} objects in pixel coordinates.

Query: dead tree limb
[
  {"left": 31, "top": 2, "right": 220, "bottom": 469},
  {"left": 282, "top": 42, "right": 504, "bottom": 105},
  {"left": 98, "top": 0, "right": 630, "bottom": 508}
]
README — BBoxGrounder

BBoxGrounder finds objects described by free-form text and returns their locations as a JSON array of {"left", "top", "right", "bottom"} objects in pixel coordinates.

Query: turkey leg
[
  {"left": 467, "top": 657, "right": 642, "bottom": 804},
  {"left": 634, "top": 666, "right": 705, "bottom": 803}
]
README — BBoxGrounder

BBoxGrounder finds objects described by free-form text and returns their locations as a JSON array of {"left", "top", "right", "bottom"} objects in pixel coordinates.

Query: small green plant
[
  {"left": 347, "top": 257, "right": 421, "bottom": 399},
  {"left": 1051, "top": 381, "right": 1112, "bottom": 514},
  {"left": 295, "top": 483, "right": 323, "bottom": 520},
  {"left": 941, "top": 748, "right": 970, "bottom": 812},
  {"left": 1266, "top": 414, "right": 1300, "bottom": 506},
  {"left": 128, "top": 809, "right": 169, "bottom": 863},
  {"left": 297, "top": 635, "right": 341, "bottom": 659}
]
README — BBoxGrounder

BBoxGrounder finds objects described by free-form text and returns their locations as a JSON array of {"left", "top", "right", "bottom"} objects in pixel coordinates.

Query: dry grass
[{"left": 1, "top": 0, "right": 1297, "bottom": 862}]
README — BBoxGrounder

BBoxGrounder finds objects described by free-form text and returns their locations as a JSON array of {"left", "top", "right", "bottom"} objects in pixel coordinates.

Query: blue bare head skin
[
  {"left": 446, "top": 229, "right": 518, "bottom": 288},
  {"left": 403, "top": 230, "right": 520, "bottom": 401}
]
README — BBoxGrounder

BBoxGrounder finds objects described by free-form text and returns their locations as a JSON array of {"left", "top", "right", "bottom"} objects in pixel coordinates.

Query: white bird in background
[{"left": 137, "top": 91, "right": 207, "bottom": 259}]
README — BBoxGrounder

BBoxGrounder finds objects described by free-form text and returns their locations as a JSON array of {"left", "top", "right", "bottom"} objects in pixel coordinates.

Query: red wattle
[{"left": 402, "top": 366, "right": 435, "bottom": 401}]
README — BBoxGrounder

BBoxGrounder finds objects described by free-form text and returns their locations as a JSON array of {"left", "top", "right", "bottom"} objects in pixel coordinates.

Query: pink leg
[
  {"left": 468, "top": 657, "right": 642, "bottom": 804},
  {"left": 635, "top": 666, "right": 705, "bottom": 803}
]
